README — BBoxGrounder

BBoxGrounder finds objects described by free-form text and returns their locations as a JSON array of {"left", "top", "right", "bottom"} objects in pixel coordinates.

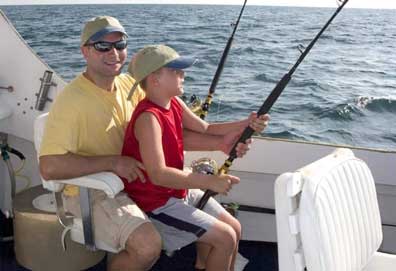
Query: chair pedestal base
[{"left": 13, "top": 185, "right": 105, "bottom": 271}]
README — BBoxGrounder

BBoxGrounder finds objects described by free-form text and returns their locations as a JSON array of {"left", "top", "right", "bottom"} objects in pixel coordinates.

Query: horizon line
[{"left": 0, "top": 2, "right": 395, "bottom": 9}]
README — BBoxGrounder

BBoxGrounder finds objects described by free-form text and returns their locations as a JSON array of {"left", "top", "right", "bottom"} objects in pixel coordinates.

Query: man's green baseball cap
[
  {"left": 80, "top": 16, "right": 127, "bottom": 46},
  {"left": 127, "top": 44, "right": 197, "bottom": 100}
]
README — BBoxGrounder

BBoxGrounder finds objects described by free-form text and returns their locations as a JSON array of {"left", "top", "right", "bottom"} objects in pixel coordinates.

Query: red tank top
[{"left": 121, "top": 97, "right": 186, "bottom": 212}]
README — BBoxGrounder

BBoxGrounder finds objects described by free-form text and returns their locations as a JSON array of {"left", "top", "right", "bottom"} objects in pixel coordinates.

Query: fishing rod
[
  {"left": 191, "top": 0, "right": 248, "bottom": 119},
  {"left": 196, "top": 0, "right": 349, "bottom": 210}
]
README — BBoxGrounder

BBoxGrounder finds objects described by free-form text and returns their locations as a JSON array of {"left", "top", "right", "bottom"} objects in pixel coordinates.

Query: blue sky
[{"left": 1, "top": 0, "right": 396, "bottom": 9}]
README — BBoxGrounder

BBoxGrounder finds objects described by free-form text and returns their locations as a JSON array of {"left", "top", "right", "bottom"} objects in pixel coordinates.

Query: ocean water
[{"left": 2, "top": 4, "right": 396, "bottom": 150}]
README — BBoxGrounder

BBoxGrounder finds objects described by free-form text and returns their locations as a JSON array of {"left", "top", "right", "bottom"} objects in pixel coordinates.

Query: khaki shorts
[{"left": 63, "top": 189, "right": 150, "bottom": 251}]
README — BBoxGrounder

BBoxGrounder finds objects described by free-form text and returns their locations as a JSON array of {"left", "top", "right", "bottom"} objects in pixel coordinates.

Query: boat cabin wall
[
  {"left": 0, "top": 10, "right": 65, "bottom": 215},
  {"left": 0, "top": 9, "right": 66, "bottom": 142}
]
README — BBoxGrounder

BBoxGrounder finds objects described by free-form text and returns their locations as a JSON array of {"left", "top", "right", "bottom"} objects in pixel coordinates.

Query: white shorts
[{"left": 147, "top": 189, "right": 226, "bottom": 252}]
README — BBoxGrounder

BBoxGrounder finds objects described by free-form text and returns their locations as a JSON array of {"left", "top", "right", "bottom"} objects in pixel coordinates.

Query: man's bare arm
[{"left": 39, "top": 153, "right": 145, "bottom": 182}]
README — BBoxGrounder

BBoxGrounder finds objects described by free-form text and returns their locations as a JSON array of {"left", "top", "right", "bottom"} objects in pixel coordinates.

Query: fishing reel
[
  {"left": 191, "top": 157, "right": 218, "bottom": 175},
  {"left": 188, "top": 94, "right": 203, "bottom": 115},
  {"left": 181, "top": 94, "right": 206, "bottom": 116}
]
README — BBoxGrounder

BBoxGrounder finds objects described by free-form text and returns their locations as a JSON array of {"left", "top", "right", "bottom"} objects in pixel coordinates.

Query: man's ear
[{"left": 81, "top": 46, "right": 89, "bottom": 60}]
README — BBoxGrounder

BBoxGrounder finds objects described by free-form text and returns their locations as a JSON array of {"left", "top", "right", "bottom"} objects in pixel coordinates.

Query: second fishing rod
[
  {"left": 191, "top": 0, "right": 247, "bottom": 119},
  {"left": 196, "top": 0, "right": 350, "bottom": 210}
]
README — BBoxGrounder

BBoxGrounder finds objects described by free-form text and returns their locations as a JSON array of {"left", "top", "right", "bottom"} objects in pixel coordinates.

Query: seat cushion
[{"left": 299, "top": 149, "right": 383, "bottom": 271}]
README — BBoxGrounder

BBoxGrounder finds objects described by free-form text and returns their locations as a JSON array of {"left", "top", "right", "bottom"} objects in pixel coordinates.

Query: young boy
[{"left": 122, "top": 45, "right": 268, "bottom": 271}]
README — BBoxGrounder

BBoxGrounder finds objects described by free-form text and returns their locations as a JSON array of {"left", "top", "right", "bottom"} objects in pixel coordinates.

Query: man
[{"left": 39, "top": 16, "right": 269, "bottom": 271}]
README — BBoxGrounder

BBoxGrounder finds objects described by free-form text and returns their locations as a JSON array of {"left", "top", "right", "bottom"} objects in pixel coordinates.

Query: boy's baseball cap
[{"left": 127, "top": 44, "right": 197, "bottom": 100}]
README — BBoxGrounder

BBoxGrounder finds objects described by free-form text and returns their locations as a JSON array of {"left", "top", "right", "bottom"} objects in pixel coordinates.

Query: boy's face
[{"left": 156, "top": 67, "right": 185, "bottom": 96}]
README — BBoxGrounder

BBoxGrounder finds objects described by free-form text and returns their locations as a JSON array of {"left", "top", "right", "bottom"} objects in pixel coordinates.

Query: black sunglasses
[{"left": 87, "top": 40, "right": 128, "bottom": 52}]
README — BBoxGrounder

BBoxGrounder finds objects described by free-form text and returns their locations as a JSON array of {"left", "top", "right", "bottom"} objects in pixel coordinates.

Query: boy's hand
[
  {"left": 248, "top": 112, "right": 270, "bottom": 133},
  {"left": 220, "top": 130, "right": 252, "bottom": 157},
  {"left": 208, "top": 174, "right": 240, "bottom": 195},
  {"left": 219, "top": 113, "right": 270, "bottom": 157},
  {"left": 112, "top": 156, "right": 146, "bottom": 183}
]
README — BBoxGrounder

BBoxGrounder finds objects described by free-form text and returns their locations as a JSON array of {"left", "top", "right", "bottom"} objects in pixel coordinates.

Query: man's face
[{"left": 82, "top": 32, "right": 127, "bottom": 78}]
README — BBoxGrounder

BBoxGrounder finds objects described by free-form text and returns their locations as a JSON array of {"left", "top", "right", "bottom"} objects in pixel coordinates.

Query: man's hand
[{"left": 111, "top": 156, "right": 146, "bottom": 183}]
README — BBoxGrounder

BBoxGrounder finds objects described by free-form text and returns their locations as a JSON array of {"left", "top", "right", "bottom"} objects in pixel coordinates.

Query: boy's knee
[
  {"left": 215, "top": 223, "right": 237, "bottom": 250},
  {"left": 219, "top": 213, "right": 242, "bottom": 241},
  {"left": 225, "top": 224, "right": 238, "bottom": 246},
  {"left": 232, "top": 219, "right": 242, "bottom": 240}
]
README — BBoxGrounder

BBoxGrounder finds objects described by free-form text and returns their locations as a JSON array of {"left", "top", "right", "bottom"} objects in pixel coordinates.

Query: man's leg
[
  {"left": 108, "top": 222, "right": 162, "bottom": 271},
  {"left": 89, "top": 192, "right": 162, "bottom": 271}
]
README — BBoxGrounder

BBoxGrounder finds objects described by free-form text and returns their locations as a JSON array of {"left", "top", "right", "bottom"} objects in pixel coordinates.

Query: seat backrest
[
  {"left": 275, "top": 148, "right": 383, "bottom": 271},
  {"left": 34, "top": 113, "right": 64, "bottom": 192}
]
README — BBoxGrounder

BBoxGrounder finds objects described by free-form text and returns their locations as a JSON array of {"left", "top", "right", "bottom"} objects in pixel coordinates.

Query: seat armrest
[{"left": 49, "top": 172, "right": 124, "bottom": 198}]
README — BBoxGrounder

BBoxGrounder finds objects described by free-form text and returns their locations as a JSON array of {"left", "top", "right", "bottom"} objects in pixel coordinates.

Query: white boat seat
[
  {"left": 275, "top": 148, "right": 396, "bottom": 271},
  {"left": 33, "top": 113, "right": 124, "bottom": 253}
]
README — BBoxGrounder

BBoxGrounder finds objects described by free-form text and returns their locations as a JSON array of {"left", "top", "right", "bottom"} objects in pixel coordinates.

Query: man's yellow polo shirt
[{"left": 39, "top": 73, "right": 145, "bottom": 195}]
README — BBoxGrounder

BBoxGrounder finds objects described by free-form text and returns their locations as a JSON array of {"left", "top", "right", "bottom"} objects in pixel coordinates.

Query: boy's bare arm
[
  {"left": 183, "top": 128, "right": 253, "bottom": 158},
  {"left": 183, "top": 129, "right": 221, "bottom": 151},
  {"left": 134, "top": 112, "right": 239, "bottom": 194},
  {"left": 177, "top": 97, "right": 269, "bottom": 137}
]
